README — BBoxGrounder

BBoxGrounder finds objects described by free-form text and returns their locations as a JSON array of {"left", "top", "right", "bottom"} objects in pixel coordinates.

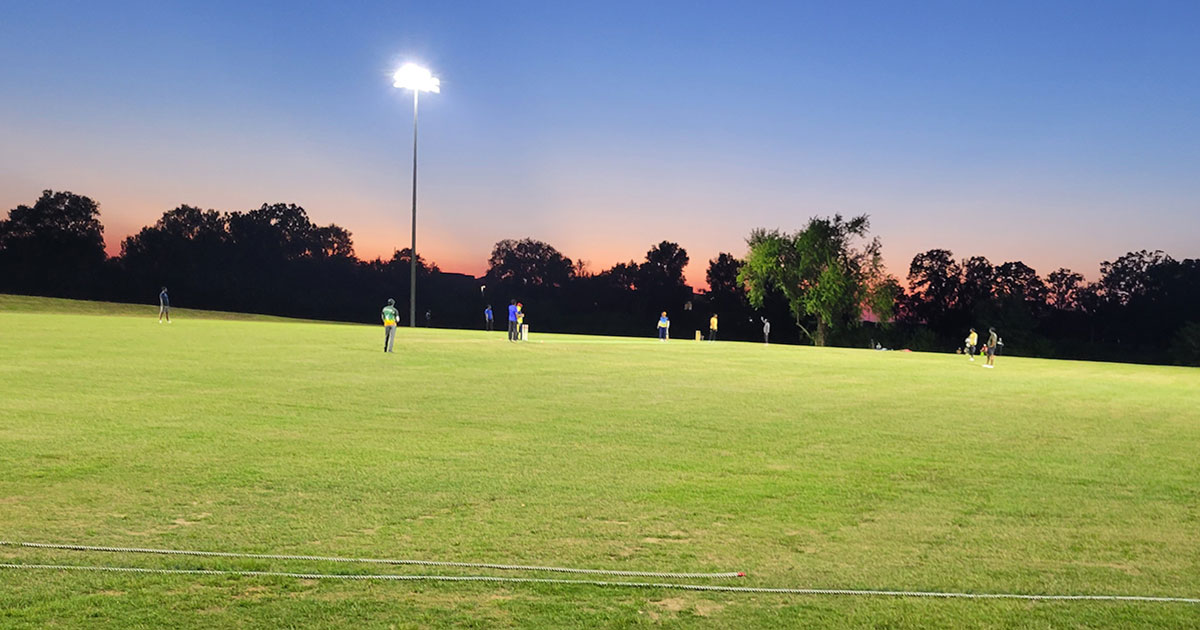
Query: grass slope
[
  {"left": 0, "top": 294, "right": 329, "bottom": 323},
  {"left": 1, "top": 296, "right": 1198, "bottom": 628}
]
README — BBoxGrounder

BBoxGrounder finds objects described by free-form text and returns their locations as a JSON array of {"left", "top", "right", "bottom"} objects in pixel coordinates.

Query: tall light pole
[{"left": 392, "top": 63, "right": 440, "bottom": 327}]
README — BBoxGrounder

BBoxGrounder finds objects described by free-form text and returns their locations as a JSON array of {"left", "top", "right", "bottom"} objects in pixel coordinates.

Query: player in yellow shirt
[
  {"left": 708, "top": 314, "right": 718, "bottom": 342},
  {"left": 964, "top": 328, "right": 978, "bottom": 361}
]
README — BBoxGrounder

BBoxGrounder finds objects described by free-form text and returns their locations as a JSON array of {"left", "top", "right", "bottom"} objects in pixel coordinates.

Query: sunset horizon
[
  {"left": 4, "top": 2, "right": 1197, "bottom": 290},
  {"left": 3, "top": 183, "right": 1183, "bottom": 290}
]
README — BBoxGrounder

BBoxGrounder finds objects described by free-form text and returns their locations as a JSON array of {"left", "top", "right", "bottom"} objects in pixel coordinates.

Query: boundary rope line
[
  {"left": 0, "top": 540, "right": 743, "bottom": 579},
  {"left": 2, "top": 563, "right": 1198, "bottom": 603}
]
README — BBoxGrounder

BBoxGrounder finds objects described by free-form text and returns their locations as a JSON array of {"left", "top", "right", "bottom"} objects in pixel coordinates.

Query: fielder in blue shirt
[
  {"left": 507, "top": 300, "right": 519, "bottom": 341},
  {"left": 158, "top": 287, "right": 171, "bottom": 323}
]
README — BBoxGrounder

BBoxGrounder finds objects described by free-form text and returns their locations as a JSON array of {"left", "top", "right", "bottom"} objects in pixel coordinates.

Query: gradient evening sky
[{"left": 2, "top": 1, "right": 1198, "bottom": 287}]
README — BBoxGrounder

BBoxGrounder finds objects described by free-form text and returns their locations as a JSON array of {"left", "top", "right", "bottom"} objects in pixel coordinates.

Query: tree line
[{"left": 2, "top": 190, "right": 1197, "bottom": 366}]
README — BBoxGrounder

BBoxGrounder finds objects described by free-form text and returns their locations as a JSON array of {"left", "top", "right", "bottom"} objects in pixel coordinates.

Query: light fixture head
[{"left": 392, "top": 63, "right": 440, "bottom": 93}]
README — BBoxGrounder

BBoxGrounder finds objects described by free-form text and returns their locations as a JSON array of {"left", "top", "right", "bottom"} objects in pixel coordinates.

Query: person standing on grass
[
  {"left": 965, "top": 328, "right": 979, "bottom": 361},
  {"left": 516, "top": 303, "right": 525, "bottom": 340},
  {"left": 381, "top": 298, "right": 399, "bottom": 353},
  {"left": 762, "top": 317, "right": 770, "bottom": 344},
  {"left": 708, "top": 313, "right": 718, "bottom": 342},
  {"left": 507, "top": 300, "right": 519, "bottom": 341},
  {"left": 158, "top": 287, "right": 171, "bottom": 323},
  {"left": 984, "top": 327, "right": 998, "bottom": 368},
  {"left": 657, "top": 311, "right": 670, "bottom": 341},
  {"left": 484, "top": 305, "right": 493, "bottom": 331}
]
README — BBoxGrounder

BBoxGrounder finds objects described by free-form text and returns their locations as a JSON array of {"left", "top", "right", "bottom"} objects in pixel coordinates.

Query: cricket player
[
  {"left": 507, "top": 300, "right": 519, "bottom": 341},
  {"left": 158, "top": 287, "right": 171, "bottom": 323},
  {"left": 984, "top": 327, "right": 998, "bottom": 368},
  {"left": 381, "top": 298, "right": 399, "bottom": 353}
]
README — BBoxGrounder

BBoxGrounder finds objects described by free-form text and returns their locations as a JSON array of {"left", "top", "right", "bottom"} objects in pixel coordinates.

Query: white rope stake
[
  {"left": 2, "top": 563, "right": 1198, "bottom": 603},
  {"left": 0, "top": 541, "right": 744, "bottom": 579}
]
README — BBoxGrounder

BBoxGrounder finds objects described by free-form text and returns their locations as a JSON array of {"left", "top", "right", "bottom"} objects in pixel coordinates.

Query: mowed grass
[
  {"left": 0, "top": 293, "right": 335, "bottom": 323},
  {"left": 1, "top": 296, "right": 1198, "bottom": 629}
]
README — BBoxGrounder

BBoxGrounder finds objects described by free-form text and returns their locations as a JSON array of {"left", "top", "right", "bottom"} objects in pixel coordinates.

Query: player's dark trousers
[
  {"left": 384, "top": 325, "right": 396, "bottom": 352},
  {"left": 508, "top": 320, "right": 518, "bottom": 341}
]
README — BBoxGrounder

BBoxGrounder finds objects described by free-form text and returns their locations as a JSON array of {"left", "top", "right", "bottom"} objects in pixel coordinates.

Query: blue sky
[{"left": 2, "top": 1, "right": 1197, "bottom": 285}]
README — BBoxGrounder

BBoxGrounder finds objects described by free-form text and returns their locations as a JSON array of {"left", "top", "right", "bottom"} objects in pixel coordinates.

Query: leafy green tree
[{"left": 738, "top": 214, "right": 897, "bottom": 346}]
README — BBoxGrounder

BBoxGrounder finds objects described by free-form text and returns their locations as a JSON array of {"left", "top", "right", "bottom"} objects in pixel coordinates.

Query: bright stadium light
[
  {"left": 392, "top": 63, "right": 440, "bottom": 328},
  {"left": 393, "top": 63, "right": 440, "bottom": 93}
]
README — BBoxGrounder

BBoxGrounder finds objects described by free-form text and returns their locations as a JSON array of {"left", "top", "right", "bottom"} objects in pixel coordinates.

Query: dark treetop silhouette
[{"left": 2, "top": 190, "right": 1197, "bottom": 366}]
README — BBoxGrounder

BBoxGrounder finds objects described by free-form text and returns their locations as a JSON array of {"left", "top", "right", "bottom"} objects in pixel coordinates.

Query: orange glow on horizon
[{"left": 103, "top": 226, "right": 1103, "bottom": 293}]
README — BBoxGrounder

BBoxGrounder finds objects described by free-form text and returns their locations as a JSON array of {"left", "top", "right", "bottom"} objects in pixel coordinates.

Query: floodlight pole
[
  {"left": 409, "top": 89, "right": 419, "bottom": 327},
  {"left": 393, "top": 63, "right": 438, "bottom": 327}
]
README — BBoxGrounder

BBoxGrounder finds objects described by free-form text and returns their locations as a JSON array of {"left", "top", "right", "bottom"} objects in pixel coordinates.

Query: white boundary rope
[
  {"left": 2, "top": 563, "right": 1198, "bottom": 603},
  {"left": 0, "top": 541, "right": 743, "bottom": 579}
]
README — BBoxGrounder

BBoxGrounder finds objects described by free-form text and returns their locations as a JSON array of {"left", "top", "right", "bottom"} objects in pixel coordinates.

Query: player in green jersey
[{"left": 381, "top": 298, "right": 399, "bottom": 353}]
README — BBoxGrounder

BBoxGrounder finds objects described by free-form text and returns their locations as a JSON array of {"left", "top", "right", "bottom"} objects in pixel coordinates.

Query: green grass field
[{"left": 2, "top": 295, "right": 1198, "bottom": 628}]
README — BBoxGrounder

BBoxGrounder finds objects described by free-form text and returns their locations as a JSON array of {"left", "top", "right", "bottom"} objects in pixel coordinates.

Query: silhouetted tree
[
  {"left": 381, "top": 247, "right": 438, "bottom": 274},
  {"left": 227, "top": 203, "right": 328, "bottom": 262},
  {"left": 118, "top": 205, "right": 232, "bottom": 306},
  {"left": 1046, "top": 268, "right": 1085, "bottom": 310},
  {"left": 700, "top": 253, "right": 765, "bottom": 340},
  {"left": 1120, "top": 256, "right": 1200, "bottom": 359},
  {"left": 1172, "top": 322, "right": 1200, "bottom": 366},
  {"left": 640, "top": 241, "right": 689, "bottom": 288},
  {"left": 1099, "top": 250, "right": 1171, "bottom": 305},
  {"left": 6, "top": 187, "right": 1198, "bottom": 365},
  {"left": 0, "top": 190, "right": 106, "bottom": 295},
  {"left": 958, "top": 256, "right": 995, "bottom": 318},
  {"left": 706, "top": 253, "right": 743, "bottom": 297},
  {"left": 904, "top": 249, "right": 962, "bottom": 328},
  {"left": 485, "top": 238, "right": 574, "bottom": 289},
  {"left": 312, "top": 225, "right": 355, "bottom": 259},
  {"left": 638, "top": 241, "right": 692, "bottom": 318},
  {"left": 603, "top": 261, "right": 640, "bottom": 291},
  {"left": 994, "top": 261, "right": 1047, "bottom": 306}
]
